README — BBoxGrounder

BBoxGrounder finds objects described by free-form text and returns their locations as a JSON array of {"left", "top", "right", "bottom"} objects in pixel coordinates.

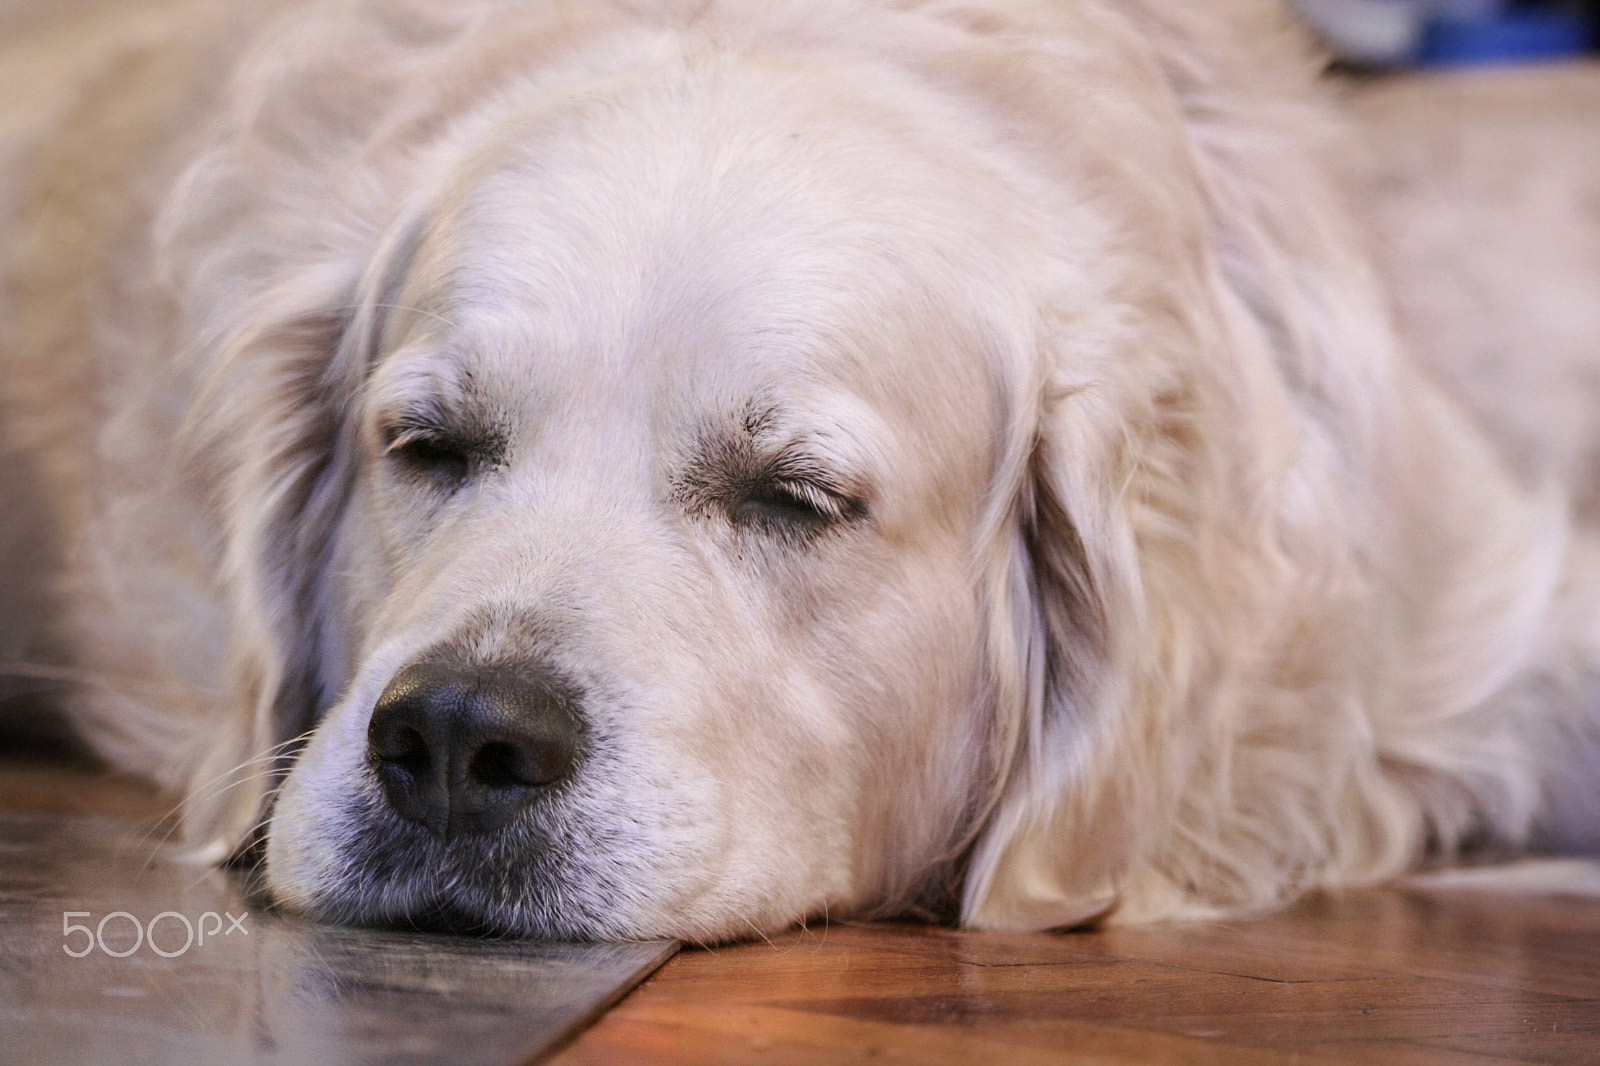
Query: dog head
[{"left": 165, "top": 0, "right": 1384, "bottom": 940}]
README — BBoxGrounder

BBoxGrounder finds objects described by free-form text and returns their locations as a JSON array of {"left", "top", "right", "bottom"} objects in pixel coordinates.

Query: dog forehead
[{"left": 388, "top": 57, "right": 1021, "bottom": 448}]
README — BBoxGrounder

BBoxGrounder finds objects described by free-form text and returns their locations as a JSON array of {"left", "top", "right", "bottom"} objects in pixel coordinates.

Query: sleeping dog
[{"left": 3, "top": 0, "right": 1599, "bottom": 941}]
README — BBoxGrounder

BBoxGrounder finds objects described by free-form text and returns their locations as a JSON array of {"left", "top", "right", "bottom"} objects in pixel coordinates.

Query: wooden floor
[
  {"left": 556, "top": 892, "right": 1600, "bottom": 1065},
  {"left": 4, "top": 760, "right": 1598, "bottom": 1065}
]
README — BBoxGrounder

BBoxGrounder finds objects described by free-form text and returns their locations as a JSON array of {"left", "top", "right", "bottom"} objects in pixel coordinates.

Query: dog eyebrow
[
  {"left": 743, "top": 403, "right": 873, "bottom": 492},
  {"left": 376, "top": 390, "right": 510, "bottom": 462},
  {"left": 368, "top": 342, "right": 511, "bottom": 452}
]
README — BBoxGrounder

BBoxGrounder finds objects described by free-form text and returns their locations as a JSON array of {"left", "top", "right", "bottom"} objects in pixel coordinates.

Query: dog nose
[{"left": 367, "top": 659, "right": 584, "bottom": 838}]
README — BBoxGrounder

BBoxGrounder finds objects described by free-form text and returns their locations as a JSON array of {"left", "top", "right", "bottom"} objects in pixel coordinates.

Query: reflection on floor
[{"left": 0, "top": 764, "right": 673, "bottom": 1066}]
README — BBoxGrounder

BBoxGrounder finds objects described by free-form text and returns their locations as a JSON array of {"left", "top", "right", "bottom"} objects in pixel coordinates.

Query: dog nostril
[
  {"left": 367, "top": 659, "right": 585, "bottom": 839},
  {"left": 369, "top": 720, "right": 431, "bottom": 776},
  {"left": 468, "top": 740, "right": 528, "bottom": 790}
]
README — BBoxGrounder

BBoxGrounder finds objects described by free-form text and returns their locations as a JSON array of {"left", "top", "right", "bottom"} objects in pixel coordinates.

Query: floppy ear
[
  {"left": 962, "top": 321, "right": 1285, "bottom": 930},
  {"left": 956, "top": 1, "right": 1409, "bottom": 929},
  {"left": 147, "top": 12, "right": 437, "bottom": 859},
  {"left": 174, "top": 261, "right": 367, "bottom": 861},
  {"left": 141, "top": 1, "right": 498, "bottom": 859},
  {"left": 171, "top": 194, "right": 441, "bottom": 862}
]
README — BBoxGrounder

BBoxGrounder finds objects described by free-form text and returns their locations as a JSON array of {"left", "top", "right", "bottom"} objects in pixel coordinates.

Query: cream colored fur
[{"left": 2, "top": 0, "right": 1598, "bottom": 942}]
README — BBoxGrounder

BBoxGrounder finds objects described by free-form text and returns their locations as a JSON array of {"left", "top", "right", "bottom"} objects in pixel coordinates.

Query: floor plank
[{"left": 554, "top": 888, "right": 1600, "bottom": 1064}]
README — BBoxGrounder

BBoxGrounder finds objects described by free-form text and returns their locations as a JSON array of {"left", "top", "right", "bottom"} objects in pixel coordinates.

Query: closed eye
[
  {"left": 389, "top": 434, "right": 474, "bottom": 482},
  {"left": 675, "top": 410, "right": 872, "bottom": 541},
  {"left": 738, "top": 478, "right": 846, "bottom": 524},
  {"left": 381, "top": 419, "right": 502, "bottom": 488},
  {"left": 731, "top": 472, "right": 867, "bottom": 536}
]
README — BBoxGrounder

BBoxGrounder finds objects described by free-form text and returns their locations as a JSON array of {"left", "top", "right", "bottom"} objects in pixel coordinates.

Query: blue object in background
[
  {"left": 1292, "top": 0, "right": 1595, "bottom": 66},
  {"left": 1420, "top": 5, "right": 1591, "bottom": 64}
]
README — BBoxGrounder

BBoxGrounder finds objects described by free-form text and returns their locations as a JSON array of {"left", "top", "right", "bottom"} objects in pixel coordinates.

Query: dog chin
[{"left": 265, "top": 792, "right": 653, "bottom": 941}]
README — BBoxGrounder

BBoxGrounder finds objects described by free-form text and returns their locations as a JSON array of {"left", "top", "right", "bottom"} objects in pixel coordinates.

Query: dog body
[{"left": 3, "top": 0, "right": 1599, "bottom": 941}]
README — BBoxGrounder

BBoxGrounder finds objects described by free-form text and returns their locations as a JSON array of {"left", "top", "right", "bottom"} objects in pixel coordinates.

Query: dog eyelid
[
  {"left": 387, "top": 434, "right": 473, "bottom": 483},
  {"left": 733, "top": 456, "right": 871, "bottom": 533},
  {"left": 379, "top": 415, "right": 504, "bottom": 487},
  {"left": 381, "top": 421, "right": 450, "bottom": 454},
  {"left": 756, "top": 475, "right": 858, "bottom": 522}
]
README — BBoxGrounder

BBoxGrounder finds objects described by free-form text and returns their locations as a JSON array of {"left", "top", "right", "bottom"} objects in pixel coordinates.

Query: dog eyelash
[
  {"left": 735, "top": 475, "right": 864, "bottom": 530},
  {"left": 392, "top": 436, "right": 472, "bottom": 480},
  {"left": 382, "top": 425, "right": 483, "bottom": 486}
]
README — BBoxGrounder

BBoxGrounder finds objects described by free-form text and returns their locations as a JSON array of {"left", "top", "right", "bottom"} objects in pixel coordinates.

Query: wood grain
[{"left": 552, "top": 888, "right": 1600, "bottom": 1064}]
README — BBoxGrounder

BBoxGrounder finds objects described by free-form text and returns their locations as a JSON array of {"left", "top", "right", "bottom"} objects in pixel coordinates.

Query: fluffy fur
[{"left": 3, "top": 0, "right": 1599, "bottom": 942}]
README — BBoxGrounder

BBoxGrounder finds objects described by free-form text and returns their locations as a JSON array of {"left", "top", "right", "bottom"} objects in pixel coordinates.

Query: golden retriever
[{"left": 3, "top": 0, "right": 1599, "bottom": 942}]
